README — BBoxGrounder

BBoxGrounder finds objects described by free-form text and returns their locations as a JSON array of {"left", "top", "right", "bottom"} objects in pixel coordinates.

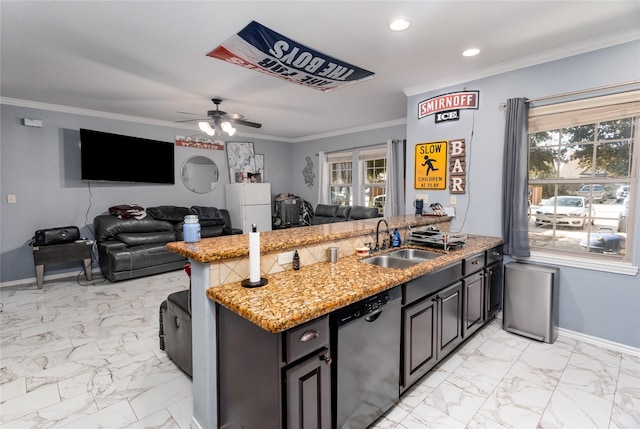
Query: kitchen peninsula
[{"left": 167, "top": 215, "right": 503, "bottom": 429}]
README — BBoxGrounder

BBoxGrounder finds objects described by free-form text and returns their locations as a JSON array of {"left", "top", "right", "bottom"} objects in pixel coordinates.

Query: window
[
  {"left": 527, "top": 91, "right": 639, "bottom": 265},
  {"left": 360, "top": 148, "right": 387, "bottom": 214},
  {"left": 327, "top": 147, "right": 387, "bottom": 212},
  {"left": 329, "top": 152, "right": 352, "bottom": 205}
]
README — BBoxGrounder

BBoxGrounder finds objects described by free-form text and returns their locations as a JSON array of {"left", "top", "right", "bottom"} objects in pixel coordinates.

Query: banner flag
[{"left": 207, "top": 21, "right": 375, "bottom": 92}]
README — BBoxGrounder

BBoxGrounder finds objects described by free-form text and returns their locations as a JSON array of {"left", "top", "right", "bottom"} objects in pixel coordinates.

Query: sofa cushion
[
  {"left": 335, "top": 206, "right": 351, "bottom": 222},
  {"left": 147, "top": 206, "right": 193, "bottom": 222},
  {"left": 117, "top": 231, "right": 177, "bottom": 247},
  {"left": 349, "top": 205, "right": 379, "bottom": 220},
  {"left": 190, "top": 206, "right": 225, "bottom": 225},
  {"left": 310, "top": 204, "right": 339, "bottom": 225},
  {"left": 175, "top": 224, "right": 224, "bottom": 241},
  {"left": 107, "top": 243, "right": 186, "bottom": 272},
  {"left": 94, "top": 215, "right": 174, "bottom": 241}
]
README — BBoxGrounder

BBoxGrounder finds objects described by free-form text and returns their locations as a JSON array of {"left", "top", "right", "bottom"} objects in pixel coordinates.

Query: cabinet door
[
  {"left": 437, "top": 281, "right": 463, "bottom": 357},
  {"left": 402, "top": 296, "right": 437, "bottom": 390},
  {"left": 485, "top": 262, "right": 503, "bottom": 321},
  {"left": 463, "top": 272, "right": 484, "bottom": 338},
  {"left": 285, "top": 348, "right": 331, "bottom": 429}
]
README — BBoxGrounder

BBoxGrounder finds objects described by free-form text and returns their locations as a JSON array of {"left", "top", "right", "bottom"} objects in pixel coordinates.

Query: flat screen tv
[{"left": 80, "top": 129, "right": 175, "bottom": 184}]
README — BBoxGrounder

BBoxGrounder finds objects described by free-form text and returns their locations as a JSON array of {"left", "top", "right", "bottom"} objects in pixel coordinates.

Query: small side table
[{"left": 32, "top": 240, "right": 93, "bottom": 288}]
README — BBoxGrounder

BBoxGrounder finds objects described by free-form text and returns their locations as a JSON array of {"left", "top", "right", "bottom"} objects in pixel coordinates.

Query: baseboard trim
[{"left": 557, "top": 327, "right": 640, "bottom": 357}]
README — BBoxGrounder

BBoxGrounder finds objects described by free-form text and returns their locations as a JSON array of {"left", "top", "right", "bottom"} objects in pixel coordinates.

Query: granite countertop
[
  {"left": 166, "top": 214, "right": 451, "bottom": 262},
  {"left": 206, "top": 234, "right": 502, "bottom": 333}
]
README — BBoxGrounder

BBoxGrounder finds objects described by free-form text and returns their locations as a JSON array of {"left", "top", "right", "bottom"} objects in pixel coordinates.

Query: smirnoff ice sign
[{"left": 418, "top": 91, "right": 480, "bottom": 119}]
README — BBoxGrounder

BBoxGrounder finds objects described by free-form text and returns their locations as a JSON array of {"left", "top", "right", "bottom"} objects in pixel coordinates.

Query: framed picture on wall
[{"left": 226, "top": 142, "right": 255, "bottom": 183}]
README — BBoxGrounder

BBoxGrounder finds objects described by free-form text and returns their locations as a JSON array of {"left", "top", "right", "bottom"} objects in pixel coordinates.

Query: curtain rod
[
  {"left": 526, "top": 80, "right": 640, "bottom": 104},
  {"left": 315, "top": 141, "right": 393, "bottom": 156},
  {"left": 498, "top": 80, "right": 640, "bottom": 109}
]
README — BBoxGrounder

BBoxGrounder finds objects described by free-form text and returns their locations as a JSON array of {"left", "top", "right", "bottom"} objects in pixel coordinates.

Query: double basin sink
[{"left": 360, "top": 248, "right": 443, "bottom": 269}]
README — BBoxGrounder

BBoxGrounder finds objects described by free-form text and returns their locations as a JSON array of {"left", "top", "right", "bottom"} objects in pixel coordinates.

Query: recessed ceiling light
[
  {"left": 389, "top": 18, "right": 410, "bottom": 32},
  {"left": 463, "top": 48, "right": 480, "bottom": 57}
]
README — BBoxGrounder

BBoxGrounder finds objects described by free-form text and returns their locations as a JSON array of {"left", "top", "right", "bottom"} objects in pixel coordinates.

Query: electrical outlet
[
  {"left": 7, "top": 194, "right": 16, "bottom": 204},
  {"left": 416, "top": 194, "right": 429, "bottom": 204},
  {"left": 278, "top": 250, "right": 295, "bottom": 265},
  {"left": 450, "top": 195, "right": 457, "bottom": 205}
]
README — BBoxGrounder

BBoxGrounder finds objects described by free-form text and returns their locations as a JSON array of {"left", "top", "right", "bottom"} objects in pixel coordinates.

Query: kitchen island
[{"left": 167, "top": 215, "right": 502, "bottom": 429}]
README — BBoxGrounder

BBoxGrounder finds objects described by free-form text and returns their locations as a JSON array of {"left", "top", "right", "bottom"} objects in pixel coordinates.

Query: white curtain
[
  {"left": 384, "top": 139, "right": 405, "bottom": 216},
  {"left": 317, "top": 151, "right": 330, "bottom": 204}
]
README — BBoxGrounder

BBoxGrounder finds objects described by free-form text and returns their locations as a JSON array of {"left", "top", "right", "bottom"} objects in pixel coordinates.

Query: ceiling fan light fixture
[
  {"left": 227, "top": 126, "right": 236, "bottom": 137},
  {"left": 198, "top": 121, "right": 210, "bottom": 133},
  {"left": 220, "top": 121, "right": 232, "bottom": 132},
  {"left": 198, "top": 121, "right": 215, "bottom": 136}
]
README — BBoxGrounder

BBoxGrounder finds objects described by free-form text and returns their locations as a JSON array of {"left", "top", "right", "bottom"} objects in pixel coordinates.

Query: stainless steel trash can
[{"left": 503, "top": 262, "right": 559, "bottom": 343}]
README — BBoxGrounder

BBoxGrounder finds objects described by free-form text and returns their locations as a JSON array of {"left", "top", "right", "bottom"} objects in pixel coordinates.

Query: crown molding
[
  {"left": 404, "top": 31, "right": 640, "bottom": 97},
  {"left": 1, "top": 97, "right": 406, "bottom": 143},
  {"left": 0, "top": 97, "right": 289, "bottom": 143}
]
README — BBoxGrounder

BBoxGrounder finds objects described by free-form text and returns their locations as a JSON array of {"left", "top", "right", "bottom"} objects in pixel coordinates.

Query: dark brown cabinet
[
  {"left": 217, "top": 307, "right": 331, "bottom": 429},
  {"left": 463, "top": 271, "right": 485, "bottom": 337},
  {"left": 285, "top": 348, "right": 332, "bottom": 429},
  {"left": 484, "top": 245, "right": 504, "bottom": 321},
  {"left": 462, "top": 251, "right": 486, "bottom": 338},
  {"left": 401, "top": 264, "right": 463, "bottom": 392},
  {"left": 485, "top": 261, "right": 503, "bottom": 320}
]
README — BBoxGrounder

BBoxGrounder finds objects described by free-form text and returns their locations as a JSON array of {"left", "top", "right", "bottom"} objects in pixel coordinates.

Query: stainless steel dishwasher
[{"left": 331, "top": 286, "right": 402, "bottom": 429}]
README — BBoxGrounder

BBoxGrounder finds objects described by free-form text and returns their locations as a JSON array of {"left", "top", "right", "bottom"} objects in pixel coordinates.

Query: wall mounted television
[{"left": 80, "top": 129, "right": 175, "bottom": 184}]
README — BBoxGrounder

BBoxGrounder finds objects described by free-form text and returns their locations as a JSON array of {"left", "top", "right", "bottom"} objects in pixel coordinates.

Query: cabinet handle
[
  {"left": 471, "top": 260, "right": 480, "bottom": 265},
  {"left": 319, "top": 354, "right": 333, "bottom": 365},
  {"left": 299, "top": 330, "right": 320, "bottom": 343}
]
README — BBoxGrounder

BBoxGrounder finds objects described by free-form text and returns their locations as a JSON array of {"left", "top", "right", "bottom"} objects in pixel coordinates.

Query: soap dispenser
[{"left": 391, "top": 228, "right": 401, "bottom": 248}]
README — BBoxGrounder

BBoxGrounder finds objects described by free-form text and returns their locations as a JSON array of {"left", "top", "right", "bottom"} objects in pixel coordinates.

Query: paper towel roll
[{"left": 249, "top": 230, "right": 260, "bottom": 283}]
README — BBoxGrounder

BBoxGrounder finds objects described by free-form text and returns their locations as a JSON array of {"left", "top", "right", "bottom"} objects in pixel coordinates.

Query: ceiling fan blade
[
  {"left": 232, "top": 118, "right": 262, "bottom": 129},
  {"left": 175, "top": 118, "right": 208, "bottom": 124}
]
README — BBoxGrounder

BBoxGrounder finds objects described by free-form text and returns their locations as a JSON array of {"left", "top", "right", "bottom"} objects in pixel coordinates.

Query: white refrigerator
[{"left": 225, "top": 183, "right": 272, "bottom": 233}]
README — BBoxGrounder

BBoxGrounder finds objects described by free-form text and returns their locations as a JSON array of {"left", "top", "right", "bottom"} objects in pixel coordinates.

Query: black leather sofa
[
  {"left": 94, "top": 205, "right": 241, "bottom": 282},
  {"left": 310, "top": 204, "right": 380, "bottom": 225}
]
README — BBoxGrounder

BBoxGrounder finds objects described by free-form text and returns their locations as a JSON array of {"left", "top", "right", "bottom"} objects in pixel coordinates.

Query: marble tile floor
[{"left": 1, "top": 271, "right": 639, "bottom": 429}]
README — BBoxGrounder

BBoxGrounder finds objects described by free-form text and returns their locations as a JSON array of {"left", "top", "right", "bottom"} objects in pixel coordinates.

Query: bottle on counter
[
  {"left": 391, "top": 228, "right": 401, "bottom": 247},
  {"left": 293, "top": 250, "right": 300, "bottom": 270}
]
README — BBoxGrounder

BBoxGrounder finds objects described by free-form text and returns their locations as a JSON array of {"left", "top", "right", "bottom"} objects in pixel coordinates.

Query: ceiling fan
[{"left": 177, "top": 98, "right": 262, "bottom": 137}]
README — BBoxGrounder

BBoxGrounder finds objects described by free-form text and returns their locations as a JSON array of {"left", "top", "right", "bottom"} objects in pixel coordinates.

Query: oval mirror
[{"left": 181, "top": 156, "right": 219, "bottom": 194}]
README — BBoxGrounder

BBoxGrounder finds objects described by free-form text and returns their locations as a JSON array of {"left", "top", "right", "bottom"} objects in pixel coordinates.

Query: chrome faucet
[{"left": 375, "top": 218, "right": 390, "bottom": 252}]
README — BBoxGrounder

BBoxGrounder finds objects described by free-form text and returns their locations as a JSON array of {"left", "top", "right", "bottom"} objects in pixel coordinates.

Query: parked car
[
  {"left": 618, "top": 195, "right": 630, "bottom": 232},
  {"left": 616, "top": 185, "right": 630, "bottom": 202},
  {"left": 577, "top": 184, "right": 607, "bottom": 202},
  {"left": 534, "top": 196, "right": 593, "bottom": 228}
]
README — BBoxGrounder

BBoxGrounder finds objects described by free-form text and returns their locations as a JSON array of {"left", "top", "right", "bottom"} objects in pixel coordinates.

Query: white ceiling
[{"left": 1, "top": 1, "right": 639, "bottom": 142}]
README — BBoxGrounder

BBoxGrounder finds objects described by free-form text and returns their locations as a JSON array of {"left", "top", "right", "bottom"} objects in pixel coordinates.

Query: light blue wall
[
  {"left": 0, "top": 105, "right": 292, "bottom": 282},
  {"left": 405, "top": 40, "right": 640, "bottom": 348}
]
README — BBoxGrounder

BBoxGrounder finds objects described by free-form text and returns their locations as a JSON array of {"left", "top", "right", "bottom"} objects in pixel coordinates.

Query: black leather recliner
[{"left": 94, "top": 206, "right": 240, "bottom": 282}]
